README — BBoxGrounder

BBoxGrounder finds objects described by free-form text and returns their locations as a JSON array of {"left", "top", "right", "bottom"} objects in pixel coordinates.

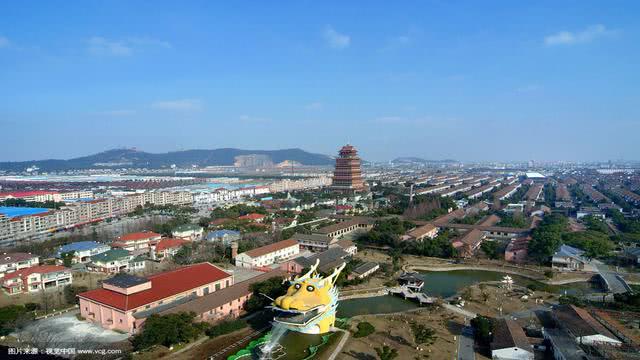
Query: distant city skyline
[{"left": 1, "top": 1, "right": 639, "bottom": 162}]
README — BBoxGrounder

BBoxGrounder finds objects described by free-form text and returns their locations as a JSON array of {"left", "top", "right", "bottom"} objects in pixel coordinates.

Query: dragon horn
[
  {"left": 296, "top": 258, "right": 320, "bottom": 281},
  {"left": 326, "top": 262, "right": 347, "bottom": 286}
]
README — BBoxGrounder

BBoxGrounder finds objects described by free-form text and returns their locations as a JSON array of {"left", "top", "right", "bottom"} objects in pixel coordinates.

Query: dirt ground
[
  {"left": 458, "top": 283, "right": 556, "bottom": 320},
  {"left": 338, "top": 306, "right": 463, "bottom": 360}
]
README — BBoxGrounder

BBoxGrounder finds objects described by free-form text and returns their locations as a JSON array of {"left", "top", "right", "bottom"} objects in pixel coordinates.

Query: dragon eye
[
  {"left": 294, "top": 283, "right": 301, "bottom": 290},
  {"left": 306, "top": 285, "right": 315, "bottom": 292}
]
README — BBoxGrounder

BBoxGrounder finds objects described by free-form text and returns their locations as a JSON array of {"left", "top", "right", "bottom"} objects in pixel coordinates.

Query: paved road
[
  {"left": 457, "top": 326, "right": 475, "bottom": 360},
  {"left": 327, "top": 328, "right": 350, "bottom": 360}
]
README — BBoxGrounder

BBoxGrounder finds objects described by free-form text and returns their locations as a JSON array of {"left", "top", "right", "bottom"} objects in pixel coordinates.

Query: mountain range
[
  {"left": 391, "top": 157, "right": 458, "bottom": 164},
  {"left": 0, "top": 148, "right": 334, "bottom": 171}
]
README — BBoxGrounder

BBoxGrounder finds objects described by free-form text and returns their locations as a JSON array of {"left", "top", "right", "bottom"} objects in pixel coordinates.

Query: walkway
[
  {"left": 594, "top": 262, "right": 632, "bottom": 294},
  {"left": 327, "top": 328, "right": 350, "bottom": 360},
  {"left": 388, "top": 285, "right": 436, "bottom": 304},
  {"left": 457, "top": 326, "right": 475, "bottom": 360}
]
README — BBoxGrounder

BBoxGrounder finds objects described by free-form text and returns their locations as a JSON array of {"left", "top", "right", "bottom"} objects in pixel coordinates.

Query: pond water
[
  {"left": 337, "top": 295, "right": 418, "bottom": 318},
  {"left": 417, "top": 270, "right": 601, "bottom": 298}
]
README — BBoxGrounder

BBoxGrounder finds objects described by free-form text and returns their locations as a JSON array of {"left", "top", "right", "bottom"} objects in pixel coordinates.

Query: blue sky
[{"left": 1, "top": 1, "right": 638, "bottom": 162}]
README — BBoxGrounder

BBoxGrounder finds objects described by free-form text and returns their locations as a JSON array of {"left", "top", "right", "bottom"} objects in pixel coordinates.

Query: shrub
[
  {"left": 205, "top": 319, "right": 248, "bottom": 338},
  {"left": 353, "top": 321, "right": 375, "bottom": 338},
  {"left": 544, "top": 270, "right": 554, "bottom": 278}
]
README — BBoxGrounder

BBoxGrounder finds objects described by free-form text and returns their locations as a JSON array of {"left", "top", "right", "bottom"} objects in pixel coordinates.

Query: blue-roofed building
[
  {"left": 56, "top": 241, "right": 111, "bottom": 264},
  {"left": 551, "top": 245, "right": 596, "bottom": 272},
  {"left": 206, "top": 230, "right": 241, "bottom": 245},
  {"left": 0, "top": 207, "right": 51, "bottom": 218}
]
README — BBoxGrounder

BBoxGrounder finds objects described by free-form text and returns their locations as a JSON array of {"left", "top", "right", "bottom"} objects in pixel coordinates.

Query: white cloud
[
  {"left": 305, "top": 102, "right": 324, "bottom": 110},
  {"left": 87, "top": 36, "right": 171, "bottom": 56},
  {"left": 0, "top": 36, "right": 9, "bottom": 48},
  {"left": 96, "top": 109, "right": 137, "bottom": 116},
  {"left": 544, "top": 24, "right": 612, "bottom": 46},
  {"left": 88, "top": 37, "right": 133, "bottom": 56},
  {"left": 323, "top": 26, "right": 350, "bottom": 49},
  {"left": 239, "top": 114, "right": 269, "bottom": 122},
  {"left": 151, "top": 99, "right": 202, "bottom": 111}
]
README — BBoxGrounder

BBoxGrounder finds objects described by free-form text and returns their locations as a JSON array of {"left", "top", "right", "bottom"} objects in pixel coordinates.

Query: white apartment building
[{"left": 235, "top": 239, "right": 300, "bottom": 268}]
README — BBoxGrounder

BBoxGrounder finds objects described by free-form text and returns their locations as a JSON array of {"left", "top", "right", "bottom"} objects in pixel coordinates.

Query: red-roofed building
[
  {"left": 238, "top": 213, "right": 266, "bottom": 223},
  {"left": 2, "top": 265, "right": 72, "bottom": 295},
  {"left": 151, "top": 238, "right": 190, "bottom": 260},
  {"left": 0, "top": 190, "right": 59, "bottom": 202},
  {"left": 112, "top": 231, "right": 161, "bottom": 254},
  {"left": 78, "top": 263, "right": 232, "bottom": 334}
]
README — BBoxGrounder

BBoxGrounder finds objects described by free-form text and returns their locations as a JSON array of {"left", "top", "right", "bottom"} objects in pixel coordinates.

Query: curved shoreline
[{"left": 406, "top": 264, "right": 546, "bottom": 280}]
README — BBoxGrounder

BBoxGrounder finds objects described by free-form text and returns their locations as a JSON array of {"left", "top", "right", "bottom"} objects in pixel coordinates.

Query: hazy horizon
[{"left": 1, "top": 1, "right": 639, "bottom": 163}]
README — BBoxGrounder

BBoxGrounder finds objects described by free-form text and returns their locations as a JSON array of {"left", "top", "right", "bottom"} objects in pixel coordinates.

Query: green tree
[
  {"left": 245, "top": 277, "right": 287, "bottom": 312},
  {"left": 375, "top": 345, "right": 398, "bottom": 360},
  {"left": 130, "top": 312, "right": 206, "bottom": 351},
  {"left": 470, "top": 316, "right": 493, "bottom": 346},
  {"left": 528, "top": 214, "right": 568, "bottom": 263},
  {"left": 562, "top": 231, "right": 613, "bottom": 258},
  {"left": 60, "top": 251, "right": 75, "bottom": 268},
  {"left": 480, "top": 241, "right": 500, "bottom": 260},
  {"left": 64, "top": 285, "right": 88, "bottom": 305},
  {"left": 353, "top": 321, "right": 375, "bottom": 338}
]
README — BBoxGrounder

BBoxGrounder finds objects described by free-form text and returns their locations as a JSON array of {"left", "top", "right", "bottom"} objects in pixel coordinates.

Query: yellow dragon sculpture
[{"left": 272, "top": 259, "right": 345, "bottom": 334}]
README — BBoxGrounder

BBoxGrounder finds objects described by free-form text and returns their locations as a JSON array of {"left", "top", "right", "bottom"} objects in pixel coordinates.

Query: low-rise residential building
[
  {"left": 490, "top": 318, "right": 534, "bottom": 360},
  {"left": 314, "top": 218, "right": 374, "bottom": 240},
  {"left": 291, "top": 233, "right": 337, "bottom": 252},
  {"left": 172, "top": 224, "right": 204, "bottom": 241},
  {"left": 0, "top": 252, "right": 40, "bottom": 276},
  {"left": 349, "top": 262, "right": 379, "bottom": 280},
  {"left": 2, "top": 265, "right": 72, "bottom": 294},
  {"left": 152, "top": 238, "right": 190, "bottom": 260},
  {"left": 206, "top": 230, "right": 241, "bottom": 245},
  {"left": 238, "top": 213, "right": 266, "bottom": 223},
  {"left": 285, "top": 247, "right": 350, "bottom": 274},
  {"left": 331, "top": 239, "right": 358, "bottom": 256},
  {"left": 56, "top": 241, "right": 111, "bottom": 264},
  {"left": 552, "top": 304, "right": 622, "bottom": 346},
  {"left": 87, "top": 249, "right": 145, "bottom": 273},
  {"left": 551, "top": 245, "right": 597, "bottom": 272},
  {"left": 112, "top": 231, "right": 162, "bottom": 254},
  {"left": 505, "top": 237, "right": 529, "bottom": 263},
  {"left": 78, "top": 263, "right": 233, "bottom": 334},
  {"left": 406, "top": 223, "right": 439, "bottom": 241},
  {"left": 453, "top": 229, "right": 485, "bottom": 258},
  {"left": 235, "top": 239, "right": 300, "bottom": 268}
]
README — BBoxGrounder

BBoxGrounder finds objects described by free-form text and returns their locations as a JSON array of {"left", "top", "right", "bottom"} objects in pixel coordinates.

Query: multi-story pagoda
[{"left": 331, "top": 144, "right": 365, "bottom": 193}]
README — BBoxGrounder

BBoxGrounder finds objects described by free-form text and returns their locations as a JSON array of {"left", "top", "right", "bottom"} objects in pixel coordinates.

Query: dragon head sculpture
[{"left": 272, "top": 259, "right": 345, "bottom": 334}]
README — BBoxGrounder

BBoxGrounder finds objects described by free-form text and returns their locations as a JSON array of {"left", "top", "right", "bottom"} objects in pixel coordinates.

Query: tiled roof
[
  {"left": 238, "top": 213, "right": 266, "bottom": 220},
  {"left": 243, "top": 239, "right": 299, "bottom": 259},
  {"left": 155, "top": 238, "right": 190, "bottom": 251},
  {"left": 407, "top": 223, "right": 437, "bottom": 238},
  {"left": 78, "top": 263, "right": 231, "bottom": 311},
  {"left": 554, "top": 304, "right": 618, "bottom": 340},
  {"left": 91, "top": 249, "right": 131, "bottom": 263},
  {"left": 117, "top": 231, "right": 161, "bottom": 242},
  {"left": 159, "top": 270, "right": 287, "bottom": 317},
  {"left": 0, "top": 191, "right": 58, "bottom": 197},
  {"left": 0, "top": 252, "right": 38, "bottom": 266},
  {"left": 491, "top": 318, "right": 532, "bottom": 351},
  {"left": 3, "top": 265, "right": 69, "bottom": 281},
  {"left": 57, "top": 241, "right": 108, "bottom": 256}
]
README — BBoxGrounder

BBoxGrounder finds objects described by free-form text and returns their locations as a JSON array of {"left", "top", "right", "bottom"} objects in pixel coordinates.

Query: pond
[
  {"left": 417, "top": 270, "right": 601, "bottom": 298},
  {"left": 337, "top": 295, "right": 418, "bottom": 318}
]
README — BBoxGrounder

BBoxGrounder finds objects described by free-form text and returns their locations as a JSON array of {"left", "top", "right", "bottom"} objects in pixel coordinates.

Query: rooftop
[
  {"left": 0, "top": 252, "right": 38, "bottom": 266},
  {"left": 103, "top": 273, "right": 148, "bottom": 288},
  {"left": 155, "top": 238, "right": 190, "bottom": 251},
  {"left": 57, "top": 241, "right": 108, "bottom": 256},
  {"left": 91, "top": 249, "right": 131, "bottom": 263},
  {"left": 78, "top": 263, "right": 232, "bottom": 311},
  {"left": 491, "top": 318, "right": 532, "bottom": 352},
  {"left": 243, "top": 239, "right": 299, "bottom": 259},
  {"left": 0, "top": 206, "right": 51, "bottom": 218},
  {"left": 117, "top": 231, "right": 161, "bottom": 242},
  {"left": 3, "top": 265, "right": 69, "bottom": 281}
]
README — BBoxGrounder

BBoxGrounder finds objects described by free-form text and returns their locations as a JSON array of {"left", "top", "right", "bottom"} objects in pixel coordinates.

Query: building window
[{"left": 215, "top": 283, "right": 221, "bottom": 291}]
